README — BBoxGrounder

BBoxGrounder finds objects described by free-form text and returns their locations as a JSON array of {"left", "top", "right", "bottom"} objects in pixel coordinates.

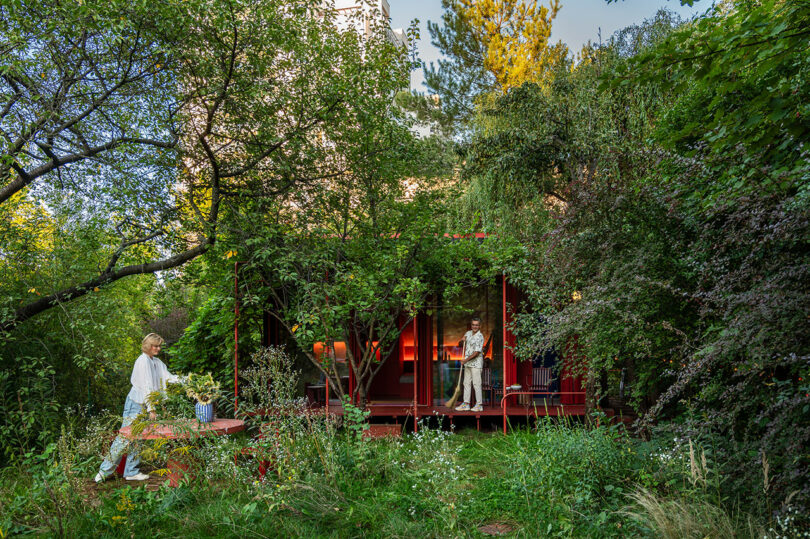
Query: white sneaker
[
  {"left": 471, "top": 404, "right": 483, "bottom": 412},
  {"left": 124, "top": 472, "right": 150, "bottom": 481},
  {"left": 454, "top": 403, "right": 470, "bottom": 411},
  {"left": 94, "top": 472, "right": 109, "bottom": 484}
]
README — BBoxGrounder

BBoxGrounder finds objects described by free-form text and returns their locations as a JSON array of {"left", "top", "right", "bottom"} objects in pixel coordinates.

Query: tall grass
[
  {"left": 3, "top": 418, "right": 777, "bottom": 538},
  {"left": 625, "top": 488, "right": 764, "bottom": 539},
  {"left": 459, "top": 417, "right": 651, "bottom": 537},
  {"left": 0, "top": 353, "right": 778, "bottom": 537}
]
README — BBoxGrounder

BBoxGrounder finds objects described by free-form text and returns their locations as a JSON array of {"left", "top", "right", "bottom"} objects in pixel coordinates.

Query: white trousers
[{"left": 463, "top": 366, "right": 483, "bottom": 405}]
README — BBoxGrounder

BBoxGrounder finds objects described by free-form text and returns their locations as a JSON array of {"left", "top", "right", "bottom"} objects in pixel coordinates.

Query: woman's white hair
[{"left": 141, "top": 333, "right": 165, "bottom": 354}]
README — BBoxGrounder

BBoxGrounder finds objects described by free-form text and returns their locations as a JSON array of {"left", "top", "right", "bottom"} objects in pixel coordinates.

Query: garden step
[{"left": 363, "top": 424, "right": 402, "bottom": 438}]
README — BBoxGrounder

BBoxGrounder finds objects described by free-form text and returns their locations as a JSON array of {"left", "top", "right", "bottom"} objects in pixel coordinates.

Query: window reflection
[
  {"left": 312, "top": 341, "right": 349, "bottom": 394},
  {"left": 433, "top": 281, "right": 503, "bottom": 404},
  {"left": 312, "top": 341, "right": 347, "bottom": 362}
]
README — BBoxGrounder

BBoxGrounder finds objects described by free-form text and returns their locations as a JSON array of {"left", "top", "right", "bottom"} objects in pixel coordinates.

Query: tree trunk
[{"left": 584, "top": 368, "right": 600, "bottom": 426}]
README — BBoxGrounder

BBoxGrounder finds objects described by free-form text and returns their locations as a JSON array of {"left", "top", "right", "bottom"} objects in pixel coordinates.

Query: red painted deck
[
  {"left": 320, "top": 400, "right": 586, "bottom": 418},
  {"left": 315, "top": 400, "right": 586, "bottom": 432}
]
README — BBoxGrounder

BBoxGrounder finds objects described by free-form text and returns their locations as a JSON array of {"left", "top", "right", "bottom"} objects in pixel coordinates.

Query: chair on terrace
[
  {"left": 482, "top": 366, "right": 497, "bottom": 406},
  {"left": 530, "top": 367, "right": 552, "bottom": 396},
  {"left": 479, "top": 333, "right": 497, "bottom": 405}
]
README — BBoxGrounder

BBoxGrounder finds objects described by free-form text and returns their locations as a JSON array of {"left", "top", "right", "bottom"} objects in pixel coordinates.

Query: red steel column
[
  {"left": 234, "top": 262, "right": 240, "bottom": 412},
  {"left": 413, "top": 316, "right": 418, "bottom": 433},
  {"left": 502, "top": 275, "right": 506, "bottom": 433}
]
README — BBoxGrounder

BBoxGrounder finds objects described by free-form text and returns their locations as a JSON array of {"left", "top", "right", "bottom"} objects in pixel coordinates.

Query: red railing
[{"left": 499, "top": 391, "right": 587, "bottom": 434}]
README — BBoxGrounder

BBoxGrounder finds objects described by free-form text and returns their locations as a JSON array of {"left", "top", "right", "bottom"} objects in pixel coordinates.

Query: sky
[{"left": 390, "top": 0, "right": 712, "bottom": 91}]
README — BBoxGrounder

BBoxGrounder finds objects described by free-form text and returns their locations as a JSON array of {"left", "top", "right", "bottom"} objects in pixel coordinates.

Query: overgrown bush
[
  {"left": 169, "top": 295, "right": 246, "bottom": 388},
  {"left": 461, "top": 2, "right": 810, "bottom": 519}
]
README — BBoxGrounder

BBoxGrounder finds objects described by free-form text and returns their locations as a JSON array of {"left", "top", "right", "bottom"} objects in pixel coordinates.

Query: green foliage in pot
[
  {"left": 184, "top": 373, "right": 221, "bottom": 406},
  {"left": 146, "top": 382, "right": 195, "bottom": 420}
]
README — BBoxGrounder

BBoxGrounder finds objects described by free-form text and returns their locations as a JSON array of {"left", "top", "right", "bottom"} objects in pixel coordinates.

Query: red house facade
[{"left": 236, "top": 264, "right": 586, "bottom": 432}]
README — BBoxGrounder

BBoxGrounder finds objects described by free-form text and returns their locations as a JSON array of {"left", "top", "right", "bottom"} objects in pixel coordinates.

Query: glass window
[
  {"left": 313, "top": 341, "right": 349, "bottom": 394},
  {"left": 313, "top": 341, "right": 347, "bottom": 362},
  {"left": 433, "top": 280, "right": 503, "bottom": 404}
]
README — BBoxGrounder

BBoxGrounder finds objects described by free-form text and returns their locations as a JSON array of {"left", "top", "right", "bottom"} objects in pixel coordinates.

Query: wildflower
[{"left": 116, "top": 490, "right": 135, "bottom": 512}]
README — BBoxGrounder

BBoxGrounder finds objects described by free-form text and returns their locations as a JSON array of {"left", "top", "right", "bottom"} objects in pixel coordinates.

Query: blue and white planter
[{"left": 195, "top": 402, "right": 214, "bottom": 423}]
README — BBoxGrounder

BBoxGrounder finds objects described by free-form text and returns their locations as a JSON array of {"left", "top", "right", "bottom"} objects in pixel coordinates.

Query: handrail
[{"left": 499, "top": 391, "right": 587, "bottom": 434}]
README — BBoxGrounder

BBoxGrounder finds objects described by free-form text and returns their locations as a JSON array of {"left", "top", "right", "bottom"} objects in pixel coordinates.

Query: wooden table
[
  {"left": 118, "top": 418, "right": 245, "bottom": 486},
  {"left": 119, "top": 418, "right": 245, "bottom": 440},
  {"left": 305, "top": 384, "right": 326, "bottom": 405}
]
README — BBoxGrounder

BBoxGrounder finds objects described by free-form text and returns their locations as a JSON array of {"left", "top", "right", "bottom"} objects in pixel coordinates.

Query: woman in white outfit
[{"left": 95, "top": 333, "right": 181, "bottom": 482}]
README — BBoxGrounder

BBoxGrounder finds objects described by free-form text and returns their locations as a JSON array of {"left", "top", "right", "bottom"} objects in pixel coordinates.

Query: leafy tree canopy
[
  {"left": 0, "top": 0, "right": 393, "bottom": 334},
  {"left": 415, "top": 0, "right": 568, "bottom": 136}
]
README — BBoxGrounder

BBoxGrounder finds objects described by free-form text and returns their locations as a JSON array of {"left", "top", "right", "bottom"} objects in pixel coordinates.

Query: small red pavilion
[{"left": 235, "top": 265, "right": 586, "bottom": 431}]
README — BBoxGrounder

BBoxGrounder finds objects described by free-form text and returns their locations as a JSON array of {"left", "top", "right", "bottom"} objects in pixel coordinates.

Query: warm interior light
[
  {"left": 401, "top": 331, "right": 415, "bottom": 361},
  {"left": 313, "top": 341, "right": 347, "bottom": 362}
]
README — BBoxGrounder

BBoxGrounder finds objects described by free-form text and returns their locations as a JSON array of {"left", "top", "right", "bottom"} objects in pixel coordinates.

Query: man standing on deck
[{"left": 455, "top": 317, "right": 485, "bottom": 412}]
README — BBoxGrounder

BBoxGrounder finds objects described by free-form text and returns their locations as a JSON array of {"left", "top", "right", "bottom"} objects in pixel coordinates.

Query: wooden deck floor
[{"left": 320, "top": 400, "right": 587, "bottom": 419}]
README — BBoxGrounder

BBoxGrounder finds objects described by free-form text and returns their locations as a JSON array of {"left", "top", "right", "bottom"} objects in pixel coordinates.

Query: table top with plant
[
  {"left": 120, "top": 373, "right": 239, "bottom": 440},
  {"left": 146, "top": 372, "right": 221, "bottom": 420}
]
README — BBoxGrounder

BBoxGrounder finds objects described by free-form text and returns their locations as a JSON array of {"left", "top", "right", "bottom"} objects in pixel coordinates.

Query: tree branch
[
  {"left": 3, "top": 239, "right": 213, "bottom": 332},
  {"left": 0, "top": 136, "right": 176, "bottom": 205}
]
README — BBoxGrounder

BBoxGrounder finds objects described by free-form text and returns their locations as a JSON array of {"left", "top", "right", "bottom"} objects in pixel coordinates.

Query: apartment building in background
[{"left": 334, "top": 0, "right": 408, "bottom": 51}]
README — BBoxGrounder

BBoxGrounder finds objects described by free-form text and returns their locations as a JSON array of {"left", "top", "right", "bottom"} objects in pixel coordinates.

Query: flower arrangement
[
  {"left": 145, "top": 381, "right": 196, "bottom": 420},
  {"left": 184, "top": 372, "right": 221, "bottom": 405}
]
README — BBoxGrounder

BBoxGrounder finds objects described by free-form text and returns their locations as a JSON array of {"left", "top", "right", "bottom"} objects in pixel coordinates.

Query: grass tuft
[{"left": 625, "top": 487, "right": 764, "bottom": 539}]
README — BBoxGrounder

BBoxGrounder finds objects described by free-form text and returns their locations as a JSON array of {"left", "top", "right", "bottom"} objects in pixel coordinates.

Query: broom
[{"left": 444, "top": 340, "right": 466, "bottom": 408}]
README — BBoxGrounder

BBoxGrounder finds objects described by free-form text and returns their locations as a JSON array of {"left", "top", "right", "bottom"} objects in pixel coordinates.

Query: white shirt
[
  {"left": 463, "top": 330, "right": 485, "bottom": 369},
  {"left": 126, "top": 353, "right": 180, "bottom": 410}
]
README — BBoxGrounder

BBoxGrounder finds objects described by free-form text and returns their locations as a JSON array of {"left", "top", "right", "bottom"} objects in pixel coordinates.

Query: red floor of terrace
[
  {"left": 315, "top": 396, "right": 588, "bottom": 432},
  {"left": 322, "top": 399, "right": 585, "bottom": 416}
]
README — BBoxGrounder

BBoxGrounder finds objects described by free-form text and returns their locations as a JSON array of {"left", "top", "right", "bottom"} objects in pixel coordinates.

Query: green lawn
[{"left": 0, "top": 418, "right": 767, "bottom": 538}]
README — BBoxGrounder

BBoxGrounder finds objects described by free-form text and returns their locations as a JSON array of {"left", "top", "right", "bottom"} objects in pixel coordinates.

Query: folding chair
[
  {"left": 530, "top": 367, "right": 552, "bottom": 395},
  {"left": 482, "top": 366, "right": 495, "bottom": 406}
]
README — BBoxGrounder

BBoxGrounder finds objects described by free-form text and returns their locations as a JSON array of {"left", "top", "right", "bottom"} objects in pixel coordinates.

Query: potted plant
[{"left": 185, "top": 372, "right": 221, "bottom": 423}]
